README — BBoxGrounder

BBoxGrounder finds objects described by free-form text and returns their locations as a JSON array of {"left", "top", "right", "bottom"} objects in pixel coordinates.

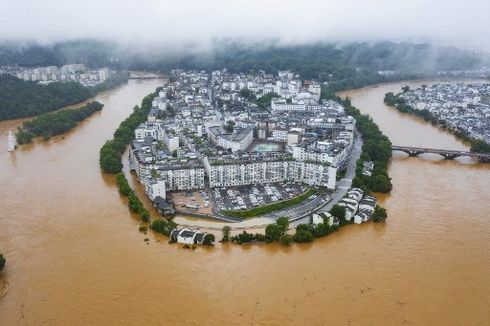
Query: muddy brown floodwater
[{"left": 0, "top": 79, "right": 489, "bottom": 325}]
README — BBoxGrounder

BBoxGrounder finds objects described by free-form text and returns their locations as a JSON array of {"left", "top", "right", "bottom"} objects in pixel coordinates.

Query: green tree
[
  {"left": 330, "top": 204, "right": 346, "bottom": 220},
  {"left": 224, "top": 120, "right": 235, "bottom": 133},
  {"left": 372, "top": 205, "right": 388, "bottom": 222},
  {"left": 265, "top": 224, "right": 281, "bottom": 242},
  {"left": 203, "top": 234, "right": 216, "bottom": 246},
  {"left": 0, "top": 253, "right": 5, "bottom": 272},
  {"left": 140, "top": 209, "right": 150, "bottom": 223},
  {"left": 221, "top": 225, "right": 231, "bottom": 242},
  {"left": 471, "top": 140, "right": 490, "bottom": 153},
  {"left": 280, "top": 234, "right": 293, "bottom": 246},
  {"left": 116, "top": 173, "right": 132, "bottom": 196},
  {"left": 150, "top": 169, "right": 160, "bottom": 180},
  {"left": 151, "top": 219, "right": 168, "bottom": 234},
  {"left": 239, "top": 88, "right": 255, "bottom": 101},
  {"left": 256, "top": 93, "right": 279, "bottom": 109},
  {"left": 100, "top": 141, "right": 123, "bottom": 173},
  {"left": 293, "top": 229, "right": 314, "bottom": 243},
  {"left": 276, "top": 216, "right": 289, "bottom": 235}
]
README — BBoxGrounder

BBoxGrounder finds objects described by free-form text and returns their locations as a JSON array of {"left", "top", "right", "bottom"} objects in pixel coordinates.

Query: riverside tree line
[
  {"left": 321, "top": 86, "right": 393, "bottom": 193},
  {"left": 16, "top": 101, "right": 103, "bottom": 143}
]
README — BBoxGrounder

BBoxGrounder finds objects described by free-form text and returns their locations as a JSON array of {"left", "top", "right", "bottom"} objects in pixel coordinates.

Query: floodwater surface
[{"left": 0, "top": 79, "right": 489, "bottom": 325}]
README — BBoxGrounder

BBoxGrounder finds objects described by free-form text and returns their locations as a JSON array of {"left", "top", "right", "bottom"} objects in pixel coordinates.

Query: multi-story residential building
[
  {"left": 204, "top": 156, "right": 337, "bottom": 189},
  {"left": 272, "top": 128, "right": 288, "bottom": 142},
  {"left": 134, "top": 122, "right": 165, "bottom": 141},
  {"left": 207, "top": 126, "right": 254, "bottom": 152},
  {"left": 165, "top": 135, "right": 180, "bottom": 152},
  {"left": 145, "top": 179, "right": 166, "bottom": 200}
]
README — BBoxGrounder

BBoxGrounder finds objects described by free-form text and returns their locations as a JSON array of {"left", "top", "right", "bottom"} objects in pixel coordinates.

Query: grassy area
[{"left": 220, "top": 188, "right": 317, "bottom": 218}]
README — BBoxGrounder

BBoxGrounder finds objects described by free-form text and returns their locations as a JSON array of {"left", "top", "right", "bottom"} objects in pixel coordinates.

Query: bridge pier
[
  {"left": 407, "top": 151, "right": 423, "bottom": 157},
  {"left": 441, "top": 153, "right": 459, "bottom": 160}
]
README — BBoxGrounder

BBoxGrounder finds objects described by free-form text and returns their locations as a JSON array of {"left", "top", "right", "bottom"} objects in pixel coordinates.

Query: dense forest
[
  {"left": 16, "top": 101, "right": 103, "bottom": 144},
  {"left": 0, "top": 72, "right": 128, "bottom": 121}
]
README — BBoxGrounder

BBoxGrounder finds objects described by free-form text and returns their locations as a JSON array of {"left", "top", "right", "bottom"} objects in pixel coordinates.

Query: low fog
[{"left": 0, "top": 0, "right": 489, "bottom": 50}]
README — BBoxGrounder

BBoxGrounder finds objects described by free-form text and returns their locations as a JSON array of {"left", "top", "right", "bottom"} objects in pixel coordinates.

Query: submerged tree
[
  {"left": 0, "top": 253, "right": 5, "bottom": 272},
  {"left": 330, "top": 204, "right": 346, "bottom": 220},
  {"left": 221, "top": 225, "right": 231, "bottom": 242},
  {"left": 372, "top": 205, "right": 388, "bottom": 222}
]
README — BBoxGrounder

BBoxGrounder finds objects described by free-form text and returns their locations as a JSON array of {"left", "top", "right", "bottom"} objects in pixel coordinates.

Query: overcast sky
[{"left": 0, "top": 0, "right": 488, "bottom": 49}]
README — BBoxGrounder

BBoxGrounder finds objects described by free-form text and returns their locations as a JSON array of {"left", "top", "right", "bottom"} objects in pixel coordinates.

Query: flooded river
[{"left": 0, "top": 79, "right": 489, "bottom": 325}]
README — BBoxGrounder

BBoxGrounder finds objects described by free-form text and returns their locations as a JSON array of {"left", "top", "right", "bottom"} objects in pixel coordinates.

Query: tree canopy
[
  {"left": 16, "top": 101, "right": 103, "bottom": 143},
  {"left": 0, "top": 72, "right": 128, "bottom": 121},
  {"left": 0, "top": 253, "right": 5, "bottom": 272}
]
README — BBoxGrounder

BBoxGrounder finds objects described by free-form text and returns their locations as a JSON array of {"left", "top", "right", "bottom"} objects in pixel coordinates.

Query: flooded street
[{"left": 0, "top": 79, "right": 489, "bottom": 325}]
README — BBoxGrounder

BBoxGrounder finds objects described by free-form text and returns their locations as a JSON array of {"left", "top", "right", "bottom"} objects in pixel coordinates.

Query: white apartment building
[
  {"left": 157, "top": 167, "right": 205, "bottom": 190},
  {"left": 292, "top": 142, "right": 350, "bottom": 168},
  {"left": 145, "top": 179, "right": 166, "bottom": 200},
  {"left": 271, "top": 98, "right": 323, "bottom": 112},
  {"left": 134, "top": 122, "right": 165, "bottom": 141},
  {"left": 207, "top": 126, "right": 254, "bottom": 152},
  {"left": 165, "top": 135, "right": 180, "bottom": 152},
  {"left": 204, "top": 158, "right": 337, "bottom": 190},
  {"left": 204, "top": 159, "right": 290, "bottom": 188},
  {"left": 272, "top": 128, "right": 288, "bottom": 142},
  {"left": 129, "top": 142, "right": 205, "bottom": 191}
]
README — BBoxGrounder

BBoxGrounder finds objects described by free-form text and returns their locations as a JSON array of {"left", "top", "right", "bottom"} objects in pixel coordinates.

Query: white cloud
[{"left": 0, "top": 0, "right": 488, "bottom": 49}]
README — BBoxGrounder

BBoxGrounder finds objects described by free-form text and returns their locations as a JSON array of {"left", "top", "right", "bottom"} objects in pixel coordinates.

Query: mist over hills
[{"left": 1, "top": 39, "right": 489, "bottom": 91}]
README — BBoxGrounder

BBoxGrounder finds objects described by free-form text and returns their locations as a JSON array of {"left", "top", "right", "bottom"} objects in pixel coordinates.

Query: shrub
[
  {"left": 254, "top": 233, "right": 266, "bottom": 242},
  {"left": 0, "top": 253, "right": 5, "bottom": 272},
  {"left": 221, "top": 225, "right": 231, "bottom": 242},
  {"left": 330, "top": 204, "right": 346, "bottom": 220},
  {"left": 372, "top": 205, "right": 388, "bottom": 222},
  {"left": 116, "top": 173, "right": 132, "bottom": 196},
  {"left": 280, "top": 234, "right": 293, "bottom": 246},
  {"left": 276, "top": 216, "right": 289, "bottom": 235},
  {"left": 293, "top": 229, "right": 314, "bottom": 243},
  {"left": 231, "top": 231, "right": 254, "bottom": 244},
  {"left": 203, "top": 234, "right": 215, "bottom": 246},
  {"left": 265, "top": 224, "right": 281, "bottom": 242}
]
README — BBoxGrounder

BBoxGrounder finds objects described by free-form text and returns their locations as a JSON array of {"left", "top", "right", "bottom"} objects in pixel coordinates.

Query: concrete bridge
[{"left": 392, "top": 146, "right": 490, "bottom": 162}]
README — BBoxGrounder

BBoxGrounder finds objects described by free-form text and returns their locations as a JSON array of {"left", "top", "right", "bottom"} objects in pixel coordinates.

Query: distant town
[
  {"left": 128, "top": 69, "right": 377, "bottom": 233},
  {"left": 0, "top": 63, "right": 113, "bottom": 87},
  {"left": 399, "top": 83, "right": 490, "bottom": 144}
]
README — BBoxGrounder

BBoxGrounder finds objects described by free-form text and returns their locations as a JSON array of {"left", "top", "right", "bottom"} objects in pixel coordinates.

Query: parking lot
[{"left": 211, "top": 182, "right": 308, "bottom": 211}]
